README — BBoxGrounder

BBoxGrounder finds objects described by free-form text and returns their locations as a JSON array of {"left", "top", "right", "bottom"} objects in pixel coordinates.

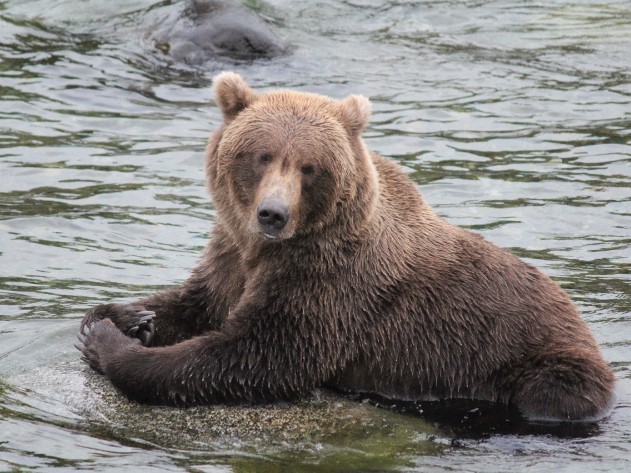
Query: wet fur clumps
[{"left": 77, "top": 73, "right": 616, "bottom": 422}]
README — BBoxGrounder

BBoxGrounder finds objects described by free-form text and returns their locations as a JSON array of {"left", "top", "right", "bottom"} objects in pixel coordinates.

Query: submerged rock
[
  {"left": 5, "top": 358, "right": 444, "bottom": 465},
  {"left": 80, "top": 367, "right": 443, "bottom": 451},
  {"left": 152, "top": 0, "right": 289, "bottom": 64}
]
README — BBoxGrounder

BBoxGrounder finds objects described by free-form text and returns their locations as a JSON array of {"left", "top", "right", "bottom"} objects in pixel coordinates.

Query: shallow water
[{"left": 0, "top": 0, "right": 630, "bottom": 471}]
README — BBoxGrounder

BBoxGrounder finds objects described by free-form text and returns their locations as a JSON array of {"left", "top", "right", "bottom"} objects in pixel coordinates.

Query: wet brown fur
[{"left": 79, "top": 72, "right": 615, "bottom": 421}]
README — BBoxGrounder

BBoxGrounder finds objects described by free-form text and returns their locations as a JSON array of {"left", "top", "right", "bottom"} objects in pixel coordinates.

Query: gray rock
[{"left": 153, "top": 0, "right": 289, "bottom": 64}]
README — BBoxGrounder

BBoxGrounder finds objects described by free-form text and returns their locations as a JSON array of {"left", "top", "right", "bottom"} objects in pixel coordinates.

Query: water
[{"left": 0, "top": 0, "right": 630, "bottom": 471}]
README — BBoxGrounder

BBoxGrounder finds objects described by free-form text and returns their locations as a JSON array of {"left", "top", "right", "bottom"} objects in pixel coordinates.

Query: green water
[{"left": 0, "top": 0, "right": 629, "bottom": 471}]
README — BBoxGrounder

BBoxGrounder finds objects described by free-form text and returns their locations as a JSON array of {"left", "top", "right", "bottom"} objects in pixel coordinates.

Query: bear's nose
[{"left": 257, "top": 199, "right": 289, "bottom": 231}]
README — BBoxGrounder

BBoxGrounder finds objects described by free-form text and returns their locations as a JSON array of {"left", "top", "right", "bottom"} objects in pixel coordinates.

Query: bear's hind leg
[{"left": 508, "top": 347, "right": 615, "bottom": 421}]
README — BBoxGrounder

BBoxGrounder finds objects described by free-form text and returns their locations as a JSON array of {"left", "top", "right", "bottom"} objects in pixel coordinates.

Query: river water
[{"left": 0, "top": 0, "right": 629, "bottom": 471}]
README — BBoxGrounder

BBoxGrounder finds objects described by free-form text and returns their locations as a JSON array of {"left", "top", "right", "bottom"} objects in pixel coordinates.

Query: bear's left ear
[
  {"left": 213, "top": 71, "right": 258, "bottom": 121},
  {"left": 338, "top": 94, "right": 371, "bottom": 136}
]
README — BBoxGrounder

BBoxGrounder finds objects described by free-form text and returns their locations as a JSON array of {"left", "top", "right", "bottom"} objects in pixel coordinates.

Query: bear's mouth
[{"left": 260, "top": 232, "right": 283, "bottom": 242}]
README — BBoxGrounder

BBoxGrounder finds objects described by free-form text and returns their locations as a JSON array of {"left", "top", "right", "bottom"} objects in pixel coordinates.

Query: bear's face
[{"left": 210, "top": 73, "right": 372, "bottom": 243}]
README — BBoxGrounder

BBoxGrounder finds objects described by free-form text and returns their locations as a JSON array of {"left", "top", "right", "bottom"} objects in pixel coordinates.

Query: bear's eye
[
  {"left": 300, "top": 165, "right": 315, "bottom": 176},
  {"left": 259, "top": 153, "right": 272, "bottom": 164}
]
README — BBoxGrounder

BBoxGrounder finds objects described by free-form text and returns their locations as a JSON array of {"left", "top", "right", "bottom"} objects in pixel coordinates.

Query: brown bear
[{"left": 76, "top": 72, "right": 615, "bottom": 421}]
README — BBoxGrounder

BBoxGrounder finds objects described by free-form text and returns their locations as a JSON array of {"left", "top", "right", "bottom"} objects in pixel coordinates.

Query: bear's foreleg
[{"left": 76, "top": 301, "right": 344, "bottom": 406}]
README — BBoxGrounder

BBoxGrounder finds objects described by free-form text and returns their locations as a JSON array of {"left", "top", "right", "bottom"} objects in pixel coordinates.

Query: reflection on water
[{"left": 0, "top": 0, "right": 630, "bottom": 471}]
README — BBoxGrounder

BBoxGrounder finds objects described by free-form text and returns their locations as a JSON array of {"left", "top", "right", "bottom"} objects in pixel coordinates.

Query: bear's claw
[
  {"left": 75, "top": 323, "right": 91, "bottom": 351},
  {"left": 127, "top": 311, "right": 156, "bottom": 347},
  {"left": 75, "top": 323, "right": 98, "bottom": 371}
]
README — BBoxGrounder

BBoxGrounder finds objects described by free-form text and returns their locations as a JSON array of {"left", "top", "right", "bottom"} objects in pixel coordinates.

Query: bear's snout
[{"left": 257, "top": 198, "right": 289, "bottom": 239}]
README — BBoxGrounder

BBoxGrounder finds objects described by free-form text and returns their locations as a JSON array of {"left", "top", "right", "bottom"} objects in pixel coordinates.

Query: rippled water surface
[{"left": 1, "top": 0, "right": 630, "bottom": 471}]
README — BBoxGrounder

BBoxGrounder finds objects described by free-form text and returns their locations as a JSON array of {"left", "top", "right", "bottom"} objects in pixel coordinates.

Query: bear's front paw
[
  {"left": 80, "top": 304, "right": 156, "bottom": 346},
  {"left": 75, "top": 319, "right": 140, "bottom": 374},
  {"left": 127, "top": 312, "right": 156, "bottom": 347}
]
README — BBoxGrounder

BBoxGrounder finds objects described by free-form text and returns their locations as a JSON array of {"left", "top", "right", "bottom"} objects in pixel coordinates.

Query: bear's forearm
[{"left": 103, "top": 332, "right": 319, "bottom": 406}]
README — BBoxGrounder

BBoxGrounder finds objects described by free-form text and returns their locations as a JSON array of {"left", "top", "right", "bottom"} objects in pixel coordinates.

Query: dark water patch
[{"left": 351, "top": 394, "right": 602, "bottom": 440}]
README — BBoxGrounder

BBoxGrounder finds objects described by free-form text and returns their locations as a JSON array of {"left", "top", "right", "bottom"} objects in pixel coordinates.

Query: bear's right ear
[{"left": 213, "top": 72, "right": 258, "bottom": 121}]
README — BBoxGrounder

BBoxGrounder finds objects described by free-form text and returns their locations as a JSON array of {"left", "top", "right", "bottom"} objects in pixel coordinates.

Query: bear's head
[{"left": 206, "top": 72, "right": 377, "bottom": 246}]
